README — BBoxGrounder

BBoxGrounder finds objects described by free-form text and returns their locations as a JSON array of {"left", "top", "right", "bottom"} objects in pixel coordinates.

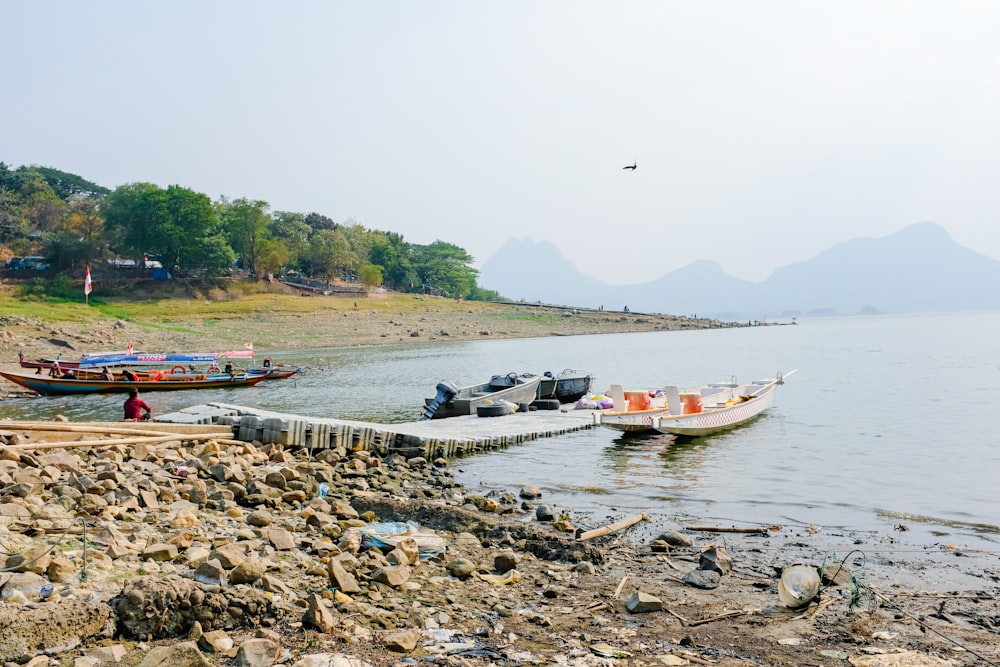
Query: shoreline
[{"left": 0, "top": 423, "right": 996, "bottom": 666}]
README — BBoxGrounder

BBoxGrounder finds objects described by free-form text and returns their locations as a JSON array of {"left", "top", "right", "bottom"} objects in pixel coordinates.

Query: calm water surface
[{"left": 3, "top": 312, "right": 998, "bottom": 552}]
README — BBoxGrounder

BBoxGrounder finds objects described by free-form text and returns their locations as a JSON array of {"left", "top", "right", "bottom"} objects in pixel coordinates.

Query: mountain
[{"left": 477, "top": 222, "right": 1000, "bottom": 318}]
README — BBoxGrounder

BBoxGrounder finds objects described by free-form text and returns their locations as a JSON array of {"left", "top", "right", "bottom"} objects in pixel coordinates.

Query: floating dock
[{"left": 154, "top": 403, "right": 597, "bottom": 459}]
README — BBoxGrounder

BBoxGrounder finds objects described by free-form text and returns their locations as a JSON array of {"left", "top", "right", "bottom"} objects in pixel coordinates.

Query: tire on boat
[
  {"left": 531, "top": 398, "right": 560, "bottom": 411},
  {"left": 517, "top": 402, "right": 531, "bottom": 413},
  {"left": 477, "top": 404, "right": 509, "bottom": 418}
]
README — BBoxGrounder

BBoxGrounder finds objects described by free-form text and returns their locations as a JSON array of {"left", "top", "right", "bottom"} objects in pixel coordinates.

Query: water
[{"left": 3, "top": 312, "right": 998, "bottom": 554}]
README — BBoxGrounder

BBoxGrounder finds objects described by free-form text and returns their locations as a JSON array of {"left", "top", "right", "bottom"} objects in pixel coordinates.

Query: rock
[
  {"left": 698, "top": 545, "right": 732, "bottom": 575},
  {"left": 535, "top": 505, "right": 555, "bottom": 521},
  {"left": 268, "top": 528, "right": 296, "bottom": 551},
  {"left": 656, "top": 531, "right": 693, "bottom": 547},
  {"left": 626, "top": 590, "right": 663, "bottom": 613},
  {"left": 383, "top": 627, "right": 421, "bottom": 652},
  {"left": 211, "top": 542, "right": 248, "bottom": 569},
  {"left": 47, "top": 557, "right": 77, "bottom": 582},
  {"left": 327, "top": 558, "right": 361, "bottom": 594},
  {"left": 386, "top": 538, "right": 419, "bottom": 566},
  {"left": 446, "top": 558, "right": 475, "bottom": 579},
  {"left": 247, "top": 510, "right": 274, "bottom": 527},
  {"left": 467, "top": 496, "right": 501, "bottom": 513},
  {"left": 84, "top": 645, "right": 128, "bottom": 663},
  {"left": 5, "top": 544, "right": 51, "bottom": 574},
  {"left": 683, "top": 569, "right": 721, "bottom": 589},
  {"left": 519, "top": 485, "right": 542, "bottom": 499},
  {"left": 330, "top": 500, "right": 358, "bottom": 519},
  {"left": 1, "top": 571, "right": 48, "bottom": 598},
  {"left": 235, "top": 638, "right": 280, "bottom": 667},
  {"left": 650, "top": 539, "right": 672, "bottom": 552},
  {"left": 198, "top": 629, "right": 235, "bottom": 654},
  {"left": 143, "top": 543, "right": 179, "bottom": 562},
  {"left": 0, "top": 600, "right": 112, "bottom": 662},
  {"left": 494, "top": 550, "right": 520, "bottom": 573},
  {"left": 303, "top": 594, "right": 338, "bottom": 633},
  {"left": 186, "top": 546, "right": 212, "bottom": 568},
  {"left": 115, "top": 576, "right": 274, "bottom": 639},
  {"left": 372, "top": 564, "right": 410, "bottom": 587},
  {"left": 76, "top": 493, "right": 108, "bottom": 515},
  {"left": 230, "top": 558, "right": 266, "bottom": 585},
  {"left": 170, "top": 509, "right": 201, "bottom": 528},
  {"left": 194, "top": 559, "right": 226, "bottom": 586},
  {"left": 137, "top": 641, "right": 212, "bottom": 667}
]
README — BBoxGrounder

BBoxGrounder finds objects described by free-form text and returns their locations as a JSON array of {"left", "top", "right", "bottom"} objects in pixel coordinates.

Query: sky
[{"left": 4, "top": 1, "right": 1000, "bottom": 284}]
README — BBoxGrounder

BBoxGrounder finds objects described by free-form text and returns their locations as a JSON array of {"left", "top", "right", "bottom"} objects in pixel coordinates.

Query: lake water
[{"left": 3, "top": 311, "right": 998, "bottom": 555}]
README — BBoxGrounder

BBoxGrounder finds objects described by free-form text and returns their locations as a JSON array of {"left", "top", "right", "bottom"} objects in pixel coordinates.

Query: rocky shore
[{"left": 1, "top": 424, "right": 997, "bottom": 667}]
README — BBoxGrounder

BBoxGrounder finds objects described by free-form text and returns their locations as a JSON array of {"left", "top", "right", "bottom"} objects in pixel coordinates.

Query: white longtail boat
[
  {"left": 650, "top": 371, "right": 794, "bottom": 437},
  {"left": 594, "top": 371, "right": 795, "bottom": 436}
]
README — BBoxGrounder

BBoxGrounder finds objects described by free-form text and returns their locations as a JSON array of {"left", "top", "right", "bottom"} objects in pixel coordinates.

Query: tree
[
  {"left": 101, "top": 182, "right": 168, "bottom": 271},
  {"left": 163, "top": 185, "right": 225, "bottom": 273},
  {"left": 305, "top": 212, "right": 337, "bottom": 232},
  {"left": 409, "top": 241, "right": 478, "bottom": 298},
  {"left": 271, "top": 210, "right": 312, "bottom": 271},
  {"left": 306, "top": 229, "right": 356, "bottom": 281},
  {"left": 357, "top": 262, "right": 383, "bottom": 291},
  {"left": 219, "top": 197, "right": 271, "bottom": 277},
  {"left": 368, "top": 231, "right": 416, "bottom": 290}
]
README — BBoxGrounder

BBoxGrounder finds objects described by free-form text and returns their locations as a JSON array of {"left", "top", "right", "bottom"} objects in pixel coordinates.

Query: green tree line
[{"left": 0, "top": 162, "right": 500, "bottom": 300}]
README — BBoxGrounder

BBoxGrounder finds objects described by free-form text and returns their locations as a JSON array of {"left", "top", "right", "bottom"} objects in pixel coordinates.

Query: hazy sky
[{"left": 5, "top": 2, "right": 1000, "bottom": 283}]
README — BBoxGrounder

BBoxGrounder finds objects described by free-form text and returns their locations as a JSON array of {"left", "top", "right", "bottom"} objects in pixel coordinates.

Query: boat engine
[{"left": 421, "top": 380, "right": 459, "bottom": 420}]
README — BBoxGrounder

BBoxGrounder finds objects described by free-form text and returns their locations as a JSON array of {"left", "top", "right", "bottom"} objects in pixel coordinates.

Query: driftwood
[
  {"left": 0, "top": 432, "right": 238, "bottom": 452},
  {"left": 685, "top": 524, "right": 770, "bottom": 534},
  {"left": 1, "top": 423, "right": 190, "bottom": 439},
  {"left": 612, "top": 573, "right": 631, "bottom": 599},
  {"left": 577, "top": 513, "right": 649, "bottom": 542}
]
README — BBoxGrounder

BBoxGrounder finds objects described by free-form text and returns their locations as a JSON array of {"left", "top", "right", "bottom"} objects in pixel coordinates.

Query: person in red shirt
[{"left": 124, "top": 388, "right": 151, "bottom": 421}]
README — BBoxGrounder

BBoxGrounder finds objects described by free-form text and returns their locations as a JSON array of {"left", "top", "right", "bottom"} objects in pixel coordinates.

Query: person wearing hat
[{"left": 124, "top": 387, "right": 151, "bottom": 421}]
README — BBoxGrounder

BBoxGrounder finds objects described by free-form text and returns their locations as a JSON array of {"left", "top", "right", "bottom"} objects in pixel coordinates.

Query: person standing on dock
[{"left": 124, "top": 388, "right": 151, "bottom": 421}]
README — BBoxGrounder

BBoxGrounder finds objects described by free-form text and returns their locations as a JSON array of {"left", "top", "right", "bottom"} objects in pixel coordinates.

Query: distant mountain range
[{"left": 478, "top": 222, "right": 1000, "bottom": 319}]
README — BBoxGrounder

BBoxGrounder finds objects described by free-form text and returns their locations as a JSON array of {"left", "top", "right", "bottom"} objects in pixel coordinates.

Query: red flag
[
  {"left": 127, "top": 342, "right": 133, "bottom": 356},
  {"left": 84, "top": 266, "right": 92, "bottom": 296}
]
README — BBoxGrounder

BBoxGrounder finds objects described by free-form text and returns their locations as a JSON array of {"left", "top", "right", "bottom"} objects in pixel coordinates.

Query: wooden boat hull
[
  {"left": 423, "top": 375, "right": 542, "bottom": 419},
  {"left": 0, "top": 370, "right": 268, "bottom": 396},
  {"left": 652, "top": 381, "right": 777, "bottom": 437},
  {"left": 594, "top": 405, "right": 674, "bottom": 433}
]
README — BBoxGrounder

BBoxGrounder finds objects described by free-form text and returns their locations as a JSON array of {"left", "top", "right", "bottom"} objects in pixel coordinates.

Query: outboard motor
[{"left": 421, "top": 380, "right": 459, "bottom": 420}]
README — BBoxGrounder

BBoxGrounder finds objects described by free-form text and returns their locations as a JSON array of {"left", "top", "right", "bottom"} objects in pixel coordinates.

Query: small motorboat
[{"left": 421, "top": 373, "right": 542, "bottom": 419}]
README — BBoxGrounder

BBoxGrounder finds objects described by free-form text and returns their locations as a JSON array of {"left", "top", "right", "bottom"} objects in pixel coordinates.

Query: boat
[
  {"left": 19, "top": 351, "right": 219, "bottom": 371},
  {"left": 594, "top": 371, "right": 794, "bottom": 436},
  {"left": 421, "top": 373, "right": 543, "bottom": 419},
  {"left": 536, "top": 369, "right": 594, "bottom": 403},
  {"left": 651, "top": 372, "right": 794, "bottom": 437},
  {"left": 593, "top": 385, "right": 675, "bottom": 434},
  {"left": 0, "top": 369, "right": 269, "bottom": 396}
]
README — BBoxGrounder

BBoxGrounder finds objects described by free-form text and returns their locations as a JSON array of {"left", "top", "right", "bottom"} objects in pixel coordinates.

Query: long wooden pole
[
  {"left": 0, "top": 432, "right": 239, "bottom": 452},
  {"left": 577, "top": 513, "right": 648, "bottom": 542}
]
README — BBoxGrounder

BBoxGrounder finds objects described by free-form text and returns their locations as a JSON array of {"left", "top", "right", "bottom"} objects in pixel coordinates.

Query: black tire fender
[{"left": 477, "top": 404, "right": 509, "bottom": 418}]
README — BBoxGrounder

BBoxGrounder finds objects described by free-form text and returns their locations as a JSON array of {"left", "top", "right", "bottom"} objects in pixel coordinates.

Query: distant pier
[{"left": 154, "top": 403, "right": 596, "bottom": 459}]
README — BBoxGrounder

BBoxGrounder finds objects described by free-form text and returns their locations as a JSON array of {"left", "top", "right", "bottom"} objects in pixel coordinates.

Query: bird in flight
[{"left": 623, "top": 161, "right": 637, "bottom": 171}]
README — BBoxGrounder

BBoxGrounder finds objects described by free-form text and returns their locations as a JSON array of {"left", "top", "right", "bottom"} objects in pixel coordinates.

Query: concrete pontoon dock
[{"left": 153, "top": 403, "right": 597, "bottom": 459}]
